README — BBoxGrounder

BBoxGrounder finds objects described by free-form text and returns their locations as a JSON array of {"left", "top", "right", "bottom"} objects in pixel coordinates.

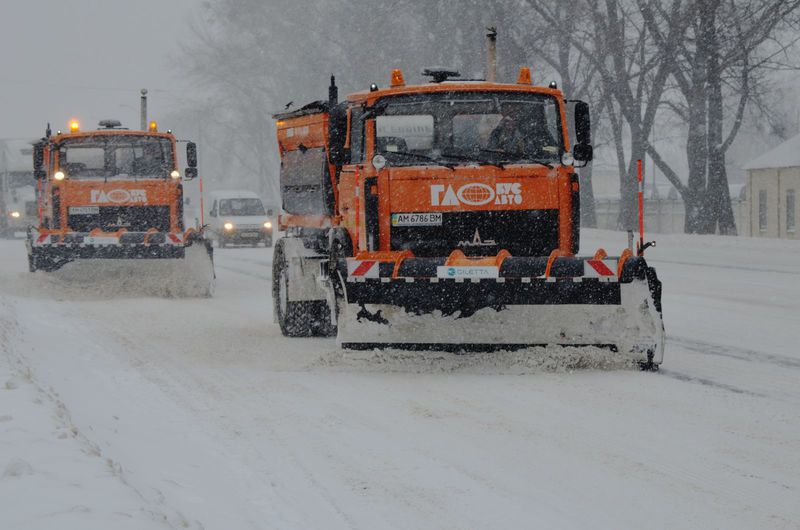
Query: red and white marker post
[
  {"left": 636, "top": 159, "right": 655, "bottom": 256},
  {"left": 637, "top": 159, "right": 644, "bottom": 255}
]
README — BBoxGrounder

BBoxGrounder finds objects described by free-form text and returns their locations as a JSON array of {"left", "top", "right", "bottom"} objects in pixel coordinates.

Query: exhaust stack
[
  {"left": 328, "top": 75, "right": 338, "bottom": 107},
  {"left": 486, "top": 27, "right": 497, "bottom": 82}
]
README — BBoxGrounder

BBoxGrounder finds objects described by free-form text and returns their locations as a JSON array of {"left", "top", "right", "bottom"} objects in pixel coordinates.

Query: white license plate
[
  {"left": 391, "top": 212, "right": 443, "bottom": 226},
  {"left": 69, "top": 206, "right": 99, "bottom": 215},
  {"left": 240, "top": 232, "right": 261, "bottom": 238}
]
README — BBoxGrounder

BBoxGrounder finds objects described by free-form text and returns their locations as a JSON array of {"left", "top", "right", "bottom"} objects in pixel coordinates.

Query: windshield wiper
[
  {"left": 440, "top": 150, "right": 506, "bottom": 170},
  {"left": 477, "top": 148, "right": 555, "bottom": 169},
  {"left": 384, "top": 150, "right": 455, "bottom": 170}
]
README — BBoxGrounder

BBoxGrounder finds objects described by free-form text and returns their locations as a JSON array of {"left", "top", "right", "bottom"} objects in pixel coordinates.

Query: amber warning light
[
  {"left": 68, "top": 119, "right": 80, "bottom": 133},
  {"left": 390, "top": 69, "right": 405, "bottom": 87}
]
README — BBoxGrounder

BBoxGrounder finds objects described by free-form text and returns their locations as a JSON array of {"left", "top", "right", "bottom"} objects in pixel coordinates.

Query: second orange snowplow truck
[
  {"left": 273, "top": 68, "right": 664, "bottom": 367},
  {"left": 26, "top": 119, "right": 214, "bottom": 296}
]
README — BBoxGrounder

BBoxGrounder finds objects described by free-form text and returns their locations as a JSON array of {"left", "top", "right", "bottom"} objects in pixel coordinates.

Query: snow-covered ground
[{"left": 1, "top": 230, "right": 799, "bottom": 529}]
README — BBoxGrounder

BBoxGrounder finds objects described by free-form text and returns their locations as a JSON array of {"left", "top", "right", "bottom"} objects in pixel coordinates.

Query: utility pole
[{"left": 140, "top": 88, "right": 148, "bottom": 130}]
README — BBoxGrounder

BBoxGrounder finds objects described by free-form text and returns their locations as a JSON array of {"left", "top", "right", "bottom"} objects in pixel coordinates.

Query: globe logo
[
  {"left": 456, "top": 183, "right": 495, "bottom": 206},
  {"left": 447, "top": 267, "right": 456, "bottom": 277}
]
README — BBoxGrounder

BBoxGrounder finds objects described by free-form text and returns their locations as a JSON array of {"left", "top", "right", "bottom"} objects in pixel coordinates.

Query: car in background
[{"left": 207, "top": 190, "right": 273, "bottom": 247}]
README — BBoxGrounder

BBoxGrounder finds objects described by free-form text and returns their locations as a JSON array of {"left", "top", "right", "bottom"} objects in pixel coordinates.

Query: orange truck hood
[
  {"left": 57, "top": 180, "right": 177, "bottom": 207},
  {"left": 385, "top": 165, "right": 566, "bottom": 213}
]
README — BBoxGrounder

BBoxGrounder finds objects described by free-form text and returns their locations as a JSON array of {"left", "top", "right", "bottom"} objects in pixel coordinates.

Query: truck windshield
[
  {"left": 219, "top": 198, "right": 265, "bottom": 216},
  {"left": 374, "top": 92, "right": 562, "bottom": 167},
  {"left": 57, "top": 136, "right": 174, "bottom": 179}
]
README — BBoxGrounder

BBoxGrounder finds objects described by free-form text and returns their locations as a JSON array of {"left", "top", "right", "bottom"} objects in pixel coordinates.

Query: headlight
[
  {"left": 264, "top": 221, "right": 272, "bottom": 229},
  {"left": 223, "top": 222, "right": 234, "bottom": 230},
  {"left": 10, "top": 211, "right": 21, "bottom": 218},
  {"left": 170, "top": 170, "right": 180, "bottom": 179},
  {"left": 54, "top": 171, "right": 65, "bottom": 180}
]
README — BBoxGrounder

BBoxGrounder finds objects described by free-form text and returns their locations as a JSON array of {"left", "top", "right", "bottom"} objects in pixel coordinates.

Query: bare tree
[{"left": 642, "top": 0, "right": 800, "bottom": 233}]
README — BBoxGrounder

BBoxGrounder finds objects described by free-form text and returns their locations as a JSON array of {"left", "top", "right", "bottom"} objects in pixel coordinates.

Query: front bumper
[
  {"left": 335, "top": 255, "right": 665, "bottom": 364},
  {"left": 27, "top": 229, "right": 212, "bottom": 270}
]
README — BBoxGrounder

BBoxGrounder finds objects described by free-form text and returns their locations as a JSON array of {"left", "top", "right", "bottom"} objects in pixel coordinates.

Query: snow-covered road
[{"left": 2, "top": 231, "right": 799, "bottom": 529}]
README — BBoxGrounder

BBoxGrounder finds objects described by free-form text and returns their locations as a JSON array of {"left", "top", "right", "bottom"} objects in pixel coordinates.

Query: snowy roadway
[{"left": 1, "top": 230, "right": 799, "bottom": 529}]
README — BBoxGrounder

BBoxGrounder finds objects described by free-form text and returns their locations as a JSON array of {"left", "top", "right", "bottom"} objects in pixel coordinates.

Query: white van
[{"left": 207, "top": 190, "right": 273, "bottom": 247}]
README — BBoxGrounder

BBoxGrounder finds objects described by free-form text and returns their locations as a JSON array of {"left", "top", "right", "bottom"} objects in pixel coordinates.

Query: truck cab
[
  {"left": 274, "top": 68, "right": 591, "bottom": 261},
  {"left": 1, "top": 140, "right": 37, "bottom": 238},
  {"left": 27, "top": 119, "right": 210, "bottom": 275}
]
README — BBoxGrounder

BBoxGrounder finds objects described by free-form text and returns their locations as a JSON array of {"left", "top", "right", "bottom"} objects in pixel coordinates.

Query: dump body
[{"left": 272, "top": 71, "right": 664, "bottom": 365}]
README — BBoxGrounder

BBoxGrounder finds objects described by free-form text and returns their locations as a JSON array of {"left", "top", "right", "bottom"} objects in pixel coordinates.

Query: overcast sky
[{"left": 0, "top": 0, "right": 199, "bottom": 139}]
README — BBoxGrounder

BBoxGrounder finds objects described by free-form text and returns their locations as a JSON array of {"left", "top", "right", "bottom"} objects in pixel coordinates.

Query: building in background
[{"left": 744, "top": 134, "right": 800, "bottom": 239}]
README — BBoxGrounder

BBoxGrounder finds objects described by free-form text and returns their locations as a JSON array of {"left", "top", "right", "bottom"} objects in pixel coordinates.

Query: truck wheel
[
  {"left": 313, "top": 301, "right": 337, "bottom": 337},
  {"left": 272, "top": 240, "right": 316, "bottom": 337},
  {"left": 314, "top": 238, "right": 347, "bottom": 337}
]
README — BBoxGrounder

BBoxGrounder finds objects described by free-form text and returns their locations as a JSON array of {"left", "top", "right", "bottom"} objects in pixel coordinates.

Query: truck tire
[
  {"left": 314, "top": 236, "right": 349, "bottom": 338},
  {"left": 272, "top": 240, "right": 318, "bottom": 337}
]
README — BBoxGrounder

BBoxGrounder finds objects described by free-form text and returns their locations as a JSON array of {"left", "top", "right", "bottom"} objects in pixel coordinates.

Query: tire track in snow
[
  {"left": 669, "top": 336, "right": 800, "bottom": 370},
  {"left": 658, "top": 368, "right": 766, "bottom": 398},
  {"left": 0, "top": 297, "right": 188, "bottom": 529}
]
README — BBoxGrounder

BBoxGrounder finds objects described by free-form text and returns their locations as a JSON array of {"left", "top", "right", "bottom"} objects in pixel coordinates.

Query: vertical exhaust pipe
[
  {"left": 328, "top": 75, "right": 338, "bottom": 107},
  {"left": 140, "top": 88, "right": 148, "bottom": 131},
  {"left": 486, "top": 26, "right": 497, "bottom": 82}
]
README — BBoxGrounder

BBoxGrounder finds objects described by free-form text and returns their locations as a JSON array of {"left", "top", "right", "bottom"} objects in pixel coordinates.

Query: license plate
[
  {"left": 69, "top": 206, "right": 99, "bottom": 215},
  {"left": 391, "top": 212, "right": 443, "bottom": 226},
  {"left": 240, "top": 231, "right": 261, "bottom": 238}
]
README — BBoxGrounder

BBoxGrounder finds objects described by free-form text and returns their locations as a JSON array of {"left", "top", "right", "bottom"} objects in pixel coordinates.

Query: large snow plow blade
[
  {"left": 27, "top": 229, "right": 215, "bottom": 297},
  {"left": 336, "top": 253, "right": 664, "bottom": 366}
]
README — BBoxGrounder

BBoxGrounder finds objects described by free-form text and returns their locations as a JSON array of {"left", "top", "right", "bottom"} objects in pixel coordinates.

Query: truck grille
[
  {"left": 390, "top": 209, "right": 559, "bottom": 257},
  {"left": 68, "top": 206, "right": 170, "bottom": 232}
]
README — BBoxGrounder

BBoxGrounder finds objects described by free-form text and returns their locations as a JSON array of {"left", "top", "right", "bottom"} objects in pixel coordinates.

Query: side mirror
[
  {"left": 209, "top": 209, "right": 217, "bottom": 218},
  {"left": 573, "top": 143, "right": 593, "bottom": 163},
  {"left": 267, "top": 209, "right": 274, "bottom": 216},
  {"left": 186, "top": 142, "right": 197, "bottom": 168},
  {"left": 33, "top": 143, "right": 45, "bottom": 179},
  {"left": 184, "top": 167, "right": 198, "bottom": 180},
  {"left": 574, "top": 101, "right": 591, "bottom": 145}
]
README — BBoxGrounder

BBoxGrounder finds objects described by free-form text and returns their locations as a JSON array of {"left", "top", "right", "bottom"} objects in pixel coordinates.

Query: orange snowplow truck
[
  {"left": 273, "top": 68, "right": 664, "bottom": 367},
  {"left": 26, "top": 120, "right": 214, "bottom": 295}
]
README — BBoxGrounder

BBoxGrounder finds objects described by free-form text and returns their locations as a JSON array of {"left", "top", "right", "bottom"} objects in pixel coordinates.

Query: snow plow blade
[
  {"left": 27, "top": 229, "right": 215, "bottom": 297},
  {"left": 335, "top": 254, "right": 664, "bottom": 366}
]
